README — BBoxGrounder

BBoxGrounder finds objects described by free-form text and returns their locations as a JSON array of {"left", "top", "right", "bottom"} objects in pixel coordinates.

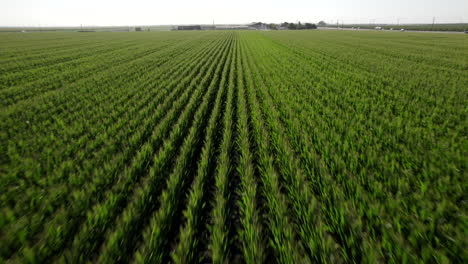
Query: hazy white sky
[{"left": 1, "top": 0, "right": 467, "bottom": 26}]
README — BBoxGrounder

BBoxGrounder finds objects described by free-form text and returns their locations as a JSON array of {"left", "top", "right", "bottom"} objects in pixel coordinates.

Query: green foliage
[
  {"left": 278, "top": 21, "right": 317, "bottom": 30},
  {"left": 0, "top": 30, "right": 466, "bottom": 263}
]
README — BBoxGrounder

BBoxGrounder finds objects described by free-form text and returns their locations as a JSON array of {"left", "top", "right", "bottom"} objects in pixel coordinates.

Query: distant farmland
[
  {"left": 330, "top": 23, "right": 468, "bottom": 32},
  {"left": 0, "top": 30, "right": 466, "bottom": 263}
]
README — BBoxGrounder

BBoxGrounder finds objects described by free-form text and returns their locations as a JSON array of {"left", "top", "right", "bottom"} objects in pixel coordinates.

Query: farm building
[
  {"left": 177, "top": 25, "right": 202, "bottom": 30},
  {"left": 249, "top": 22, "right": 268, "bottom": 30},
  {"left": 216, "top": 25, "right": 249, "bottom": 30},
  {"left": 201, "top": 25, "right": 216, "bottom": 30}
]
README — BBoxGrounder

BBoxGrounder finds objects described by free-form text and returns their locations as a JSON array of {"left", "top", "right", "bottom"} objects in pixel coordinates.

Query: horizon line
[{"left": 1, "top": 22, "right": 468, "bottom": 28}]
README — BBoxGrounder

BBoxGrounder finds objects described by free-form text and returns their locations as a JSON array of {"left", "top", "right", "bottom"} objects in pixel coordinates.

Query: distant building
[
  {"left": 216, "top": 25, "right": 249, "bottom": 30},
  {"left": 201, "top": 25, "right": 216, "bottom": 30},
  {"left": 177, "top": 25, "right": 202, "bottom": 30},
  {"left": 249, "top": 22, "right": 268, "bottom": 30}
]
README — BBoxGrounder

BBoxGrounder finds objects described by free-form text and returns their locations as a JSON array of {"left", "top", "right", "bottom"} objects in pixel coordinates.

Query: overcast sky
[{"left": 1, "top": 0, "right": 467, "bottom": 27}]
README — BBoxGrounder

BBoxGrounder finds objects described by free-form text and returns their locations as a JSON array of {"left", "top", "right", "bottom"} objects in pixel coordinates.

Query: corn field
[{"left": 0, "top": 30, "right": 466, "bottom": 263}]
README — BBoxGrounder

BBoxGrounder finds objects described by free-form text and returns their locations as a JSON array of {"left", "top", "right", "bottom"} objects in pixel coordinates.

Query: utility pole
[{"left": 431, "top": 17, "right": 436, "bottom": 31}]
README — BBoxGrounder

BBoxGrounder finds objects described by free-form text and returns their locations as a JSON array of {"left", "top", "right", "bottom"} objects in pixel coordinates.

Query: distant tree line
[
  {"left": 251, "top": 22, "right": 317, "bottom": 30},
  {"left": 279, "top": 22, "right": 317, "bottom": 30}
]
